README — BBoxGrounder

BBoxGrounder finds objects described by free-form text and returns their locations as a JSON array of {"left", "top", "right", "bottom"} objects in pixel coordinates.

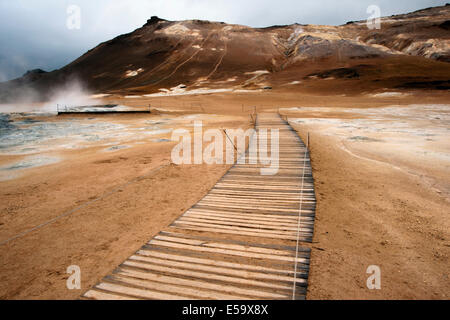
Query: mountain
[{"left": 1, "top": 4, "right": 449, "bottom": 102}]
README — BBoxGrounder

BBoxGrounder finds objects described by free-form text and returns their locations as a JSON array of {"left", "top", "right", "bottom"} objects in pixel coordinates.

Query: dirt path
[
  {"left": 205, "top": 39, "right": 228, "bottom": 80},
  {"left": 153, "top": 32, "right": 215, "bottom": 86}
]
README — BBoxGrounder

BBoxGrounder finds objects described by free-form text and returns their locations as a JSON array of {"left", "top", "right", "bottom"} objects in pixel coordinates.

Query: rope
[{"left": 292, "top": 127, "right": 309, "bottom": 300}]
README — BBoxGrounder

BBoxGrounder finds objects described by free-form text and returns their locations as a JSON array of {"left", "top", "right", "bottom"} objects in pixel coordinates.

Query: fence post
[
  {"left": 307, "top": 132, "right": 310, "bottom": 149},
  {"left": 223, "top": 129, "right": 238, "bottom": 152}
]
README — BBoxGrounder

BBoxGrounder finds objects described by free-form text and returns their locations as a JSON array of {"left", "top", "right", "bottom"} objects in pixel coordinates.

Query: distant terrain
[{"left": 0, "top": 4, "right": 449, "bottom": 103}]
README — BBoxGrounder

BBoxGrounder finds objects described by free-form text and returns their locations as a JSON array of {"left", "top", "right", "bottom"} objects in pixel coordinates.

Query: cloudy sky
[{"left": 0, "top": 0, "right": 446, "bottom": 81}]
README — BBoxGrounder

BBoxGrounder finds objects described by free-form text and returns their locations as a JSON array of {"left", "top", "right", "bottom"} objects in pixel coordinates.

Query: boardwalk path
[{"left": 83, "top": 113, "right": 316, "bottom": 300}]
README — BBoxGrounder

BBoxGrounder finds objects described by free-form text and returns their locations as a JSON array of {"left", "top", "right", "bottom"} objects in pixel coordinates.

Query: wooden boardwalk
[{"left": 82, "top": 113, "right": 316, "bottom": 300}]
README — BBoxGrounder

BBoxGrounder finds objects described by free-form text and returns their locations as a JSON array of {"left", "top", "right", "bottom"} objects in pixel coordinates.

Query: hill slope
[{"left": 1, "top": 5, "right": 449, "bottom": 102}]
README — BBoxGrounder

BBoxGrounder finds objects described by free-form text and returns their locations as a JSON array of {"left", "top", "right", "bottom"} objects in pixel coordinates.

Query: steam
[
  {"left": 0, "top": 71, "right": 8, "bottom": 83},
  {"left": 288, "top": 26, "right": 303, "bottom": 45},
  {"left": 0, "top": 78, "right": 100, "bottom": 114},
  {"left": 43, "top": 79, "right": 99, "bottom": 112}
]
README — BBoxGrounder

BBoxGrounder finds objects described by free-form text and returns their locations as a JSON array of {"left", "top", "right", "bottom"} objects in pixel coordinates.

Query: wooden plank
[
  {"left": 186, "top": 211, "right": 314, "bottom": 225},
  {"left": 211, "top": 188, "right": 315, "bottom": 195},
  {"left": 95, "top": 282, "right": 193, "bottom": 300},
  {"left": 147, "top": 239, "right": 309, "bottom": 263},
  {"left": 122, "top": 260, "right": 293, "bottom": 291},
  {"left": 155, "top": 235, "right": 295, "bottom": 256},
  {"left": 170, "top": 224, "right": 311, "bottom": 241},
  {"left": 204, "top": 195, "right": 313, "bottom": 203},
  {"left": 194, "top": 206, "right": 301, "bottom": 214},
  {"left": 83, "top": 289, "right": 137, "bottom": 300},
  {"left": 192, "top": 205, "right": 316, "bottom": 215},
  {"left": 202, "top": 196, "right": 316, "bottom": 204},
  {"left": 159, "top": 231, "right": 311, "bottom": 253},
  {"left": 209, "top": 190, "right": 315, "bottom": 197},
  {"left": 188, "top": 208, "right": 313, "bottom": 221},
  {"left": 194, "top": 203, "right": 315, "bottom": 213},
  {"left": 174, "top": 220, "right": 310, "bottom": 235},
  {"left": 117, "top": 268, "right": 288, "bottom": 299},
  {"left": 109, "top": 274, "right": 249, "bottom": 300},
  {"left": 127, "top": 255, "right": 307, "bottom": 284},
  {"left": 183, "top": 213, "right": 314, "bottom": 228},
  {"left": 178, "top": 216, "right": 313, "bottom": 232},
  {"left": 215, "top": 184, "right": 312, "bottom": 191},
  {"left": 136, "top": 250, "right": 305, "bottom": 275}
]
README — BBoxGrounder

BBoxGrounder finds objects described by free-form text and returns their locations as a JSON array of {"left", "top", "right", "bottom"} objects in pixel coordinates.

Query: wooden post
[
  {"left": 222, "top": 129, "right": 238, "bottom": 152},
  {"left": 307, "top": 132, "right": 310, "bottom": 149}
]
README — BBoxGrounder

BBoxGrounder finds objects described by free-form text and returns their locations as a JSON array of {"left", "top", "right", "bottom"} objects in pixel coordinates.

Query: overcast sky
[{"left": 0, "top": 0, "right": 446, "bottom": 81}]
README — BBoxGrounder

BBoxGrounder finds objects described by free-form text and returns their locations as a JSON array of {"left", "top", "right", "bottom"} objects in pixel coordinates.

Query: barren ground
[{"left": 0, "top": 89, "right": 449, "bottom": 299}]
